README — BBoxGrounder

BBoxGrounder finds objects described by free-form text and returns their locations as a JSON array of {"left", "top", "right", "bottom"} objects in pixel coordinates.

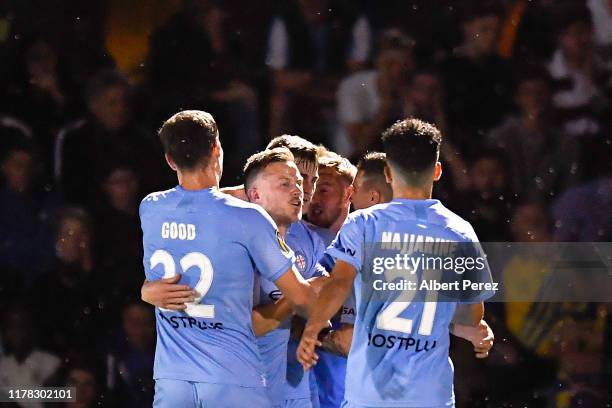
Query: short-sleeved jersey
[
  {"left": 140, "top": 187, "right": 294, "bottom": 387},
  {"left": 307, "top": 223, "right": 354, "bottom": 408},
  {"left": 254, "top": 220, "right": 325, "bottom": 403},
  {"left": 326, "top": 198, "right": 493, "bottom": 407}
]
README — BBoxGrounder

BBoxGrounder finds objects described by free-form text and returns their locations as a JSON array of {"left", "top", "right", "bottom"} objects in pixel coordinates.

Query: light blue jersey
[
  {"left": 326, "top": 198, "right": 493, "bottom": 407},
  {"left": 140, "top": 187, "right": 294, "bottom": 393},
  {"left": 307, "top": 223, "right": 353, "bottom": 408},
  {"left": 254, "top": 220, "right": 326, "bottom": 405}
]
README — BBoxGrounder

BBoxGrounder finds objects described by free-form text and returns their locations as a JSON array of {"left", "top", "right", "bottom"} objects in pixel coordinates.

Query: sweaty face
[
  {"left": 351, "top": 170, "right": 374, "bottom": 211},
  {"left": 308, "top": 167, "right": 345, "bottom": 228},
  {"left": 252, "top": 161, "right": 304, "bottom": 227},
  {"left": 295, "top": 159, "right": 319, "bottom": 213}
]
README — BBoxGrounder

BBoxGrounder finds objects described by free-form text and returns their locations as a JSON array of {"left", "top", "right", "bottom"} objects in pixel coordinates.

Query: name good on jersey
[{"left": 140, "top": 187, "right": 294, "bottom": 388}]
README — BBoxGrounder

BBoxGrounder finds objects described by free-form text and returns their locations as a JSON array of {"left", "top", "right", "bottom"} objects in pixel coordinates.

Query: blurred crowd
[{"left": 0, "top": 0, "right": 611, "bottom": 406}]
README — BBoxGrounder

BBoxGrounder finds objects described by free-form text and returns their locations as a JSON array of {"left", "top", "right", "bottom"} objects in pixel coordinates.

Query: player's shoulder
[
  {"left": 213, "top": 190, "right": 276, "bottom": 228},
  {"left": 429, "top": 201, "right": 479, "bottom": 241},
  {"left": 139, "top": 187, "right": 180, "bottom": 215},
  {"left": 349, "top": 201, "right": 395, "bottom": 223},
  {"left": 290, "top": 220, "right": 326, "bottom": 250}
]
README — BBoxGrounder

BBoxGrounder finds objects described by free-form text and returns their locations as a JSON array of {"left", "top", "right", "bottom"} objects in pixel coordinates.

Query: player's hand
[
  {"left": 307, "top": 276, "right": 329, "bottom": 295},
  {"left": 451, "top": 319, "right": 494, "bottom": 358},
  {"left": 297, "top": 324, "right": 322, "bottom": 370},
  {"left": 141, "top": 275, "right": 197, "bottom": 311}
]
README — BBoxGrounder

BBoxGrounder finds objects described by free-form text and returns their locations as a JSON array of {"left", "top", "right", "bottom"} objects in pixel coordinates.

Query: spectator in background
[
  {"left": 31, "top": 207, "right": 103, "bottom": 357},
  {"left": 55, "top": 69, "right": 169, "bottom": 207},
  {"left": 488, "top": 66, "right": 579, "bottom": 202},
  {"left": 0, "top": 138, "right": 58, "bottom": 291},
  {"left": 62, "top": 364, "right": 103, "bottom": 408},
  {"left": 403, "top": 67, "right": 472, "bottom": 194},
  {"left": 0, "top": 304, "right": 61, "bottom": 408},
  {"left": 458, "top": 150, "right": 513, "bottom": 241},
  {"left": 105, "top": 302, "right": 155, "bottom": 408},
  {"left": 267, "top": 0, "right": 372, "bottom": 145},
  {"left": 552, "top": 175, "right": 612, "bottom": 242},
  {"left": 548, "top": 4, "right": 608, "bottom": 138},
  {"left": 442, "top": 2, "right": 512, "bottom": 159},
  {"left": 147, "top": 0, "right": 260, "bottom": 183},
  {"left": 93, "top": 162, "right": 143, "bottom": 318},
  {"left": 335, "top": 29, "right": 414, "bottom": 159},
  {"left": 7, "top": 36, "right": 79, "bottom": 173}
]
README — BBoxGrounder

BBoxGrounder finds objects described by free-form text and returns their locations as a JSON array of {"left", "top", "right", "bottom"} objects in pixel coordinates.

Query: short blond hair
[{"left": 318, "top": 151, "right": 356, "bottom": 185}]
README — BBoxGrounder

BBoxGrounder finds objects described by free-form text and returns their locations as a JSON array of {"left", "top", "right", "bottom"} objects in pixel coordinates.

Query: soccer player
[
  {"left": 142, "top": 135, "right": 327, "bottom": 407},
  {"left": 351, "top": 152, "right": 393, "bottom": 211},
  {"left": 298, "top": 119, "right": 494, "bottom": 408},
  {"left": 306, "top": 151, "right": 357, "bottom": 408},
  {"left": 140, "top": 110, "right": 315, "bottom": 407}
]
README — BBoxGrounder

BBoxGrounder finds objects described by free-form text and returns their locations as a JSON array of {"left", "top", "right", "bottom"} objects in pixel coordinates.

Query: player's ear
[
  {"left": 371, "top": 190, "right": 381, "bottom": 205},
  {"left": 433, "top": 162, "right": 442, "bottom": 182},
  {"left": 344, "top": 184, "right": 354, "bottom": 204},
  {"left": 165, "top": 154, "right": 177, "bottom": 172},
  {"left": 246, "top": 187, "right": 259, "bottom": 202},
  {"left": 384, "top": 164, "right": 392, "bottom": 184}
]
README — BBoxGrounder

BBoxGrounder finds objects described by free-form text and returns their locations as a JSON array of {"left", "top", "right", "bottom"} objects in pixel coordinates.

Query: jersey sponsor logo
[
  {"left": 337, "top": 247, "right": 356, "bottom": 256},
  {"left": 367, "top": 333, "right": 437, "bottom": 352},
  {"left": 159, "top": 311, "right": 224, "bottom": 330},
  {"left": 161, "top": 222, "right": 196, "bottom": 240},
  {"left": 277, "top": 230, "right": 290, "bottom": 253},
  {"left": 342, "top": 306, "right": 355, "bottom": 316},
  {"left": 295, "top": 252, "right": 307, "bottom": 272}
]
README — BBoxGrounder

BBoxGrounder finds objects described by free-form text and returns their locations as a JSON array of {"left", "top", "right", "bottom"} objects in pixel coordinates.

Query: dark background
[{"left": 0, "top": 0, "right": 611, "bottom": 406}]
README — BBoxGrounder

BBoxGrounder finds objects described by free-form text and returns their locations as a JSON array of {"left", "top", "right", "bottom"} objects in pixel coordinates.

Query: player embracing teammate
[{"left": 140, "top": 110, "right": 494, "bottom": 407}]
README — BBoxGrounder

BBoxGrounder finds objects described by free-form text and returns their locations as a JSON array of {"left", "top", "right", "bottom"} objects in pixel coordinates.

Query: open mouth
[{"left": 290, "top": 200, "right": 302, "bottom": 208}]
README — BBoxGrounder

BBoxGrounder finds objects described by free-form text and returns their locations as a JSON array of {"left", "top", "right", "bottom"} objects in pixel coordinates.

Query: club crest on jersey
[
  {"left": 276, "top": 231, "right": 290, "bottom": 253},
  {"left": 295, "top": 252, "right": 307, "bottom": 272}
]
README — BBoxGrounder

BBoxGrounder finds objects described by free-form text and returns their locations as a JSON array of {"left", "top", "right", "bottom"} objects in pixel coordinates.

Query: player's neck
[
  {"left": 277, "top": 224, "right": 288, "bottom": 237},
  {"left": 329, "top": 205, "right": 350, "bottom": 234},
  {"left": 392, "top": 184, "right": 433, "bottom": 201},
  {"left": 177, "top": 166, "right": 220, "bottom": 191}
]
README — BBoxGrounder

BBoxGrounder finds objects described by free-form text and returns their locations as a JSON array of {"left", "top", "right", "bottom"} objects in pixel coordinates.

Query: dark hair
[
  {"left": 357, "top": 152, "right": 393, "bottom": 200},
  {"left": 266, "top": 135, "right": 319, "bottom": 166},
  {"left": 382, "top": 118, "right": 441, "bottom": 186},
  {"left": 513, "top": 64, "right": 552, "bottom": 88},
  {"left": 158, "top": 110, "right": 218, "bottom": 170},
  {"left": 54, "top": 206, "right": 94, "bottom": 241},
  {"left": 243, "top": 147, "right": 295, "bottom": 190},
  {"left": 457, "top": 0, "right": 503, "bottom": 24},
  {"left": 85, "top": 69, "right": 130, "bottom": 103}
]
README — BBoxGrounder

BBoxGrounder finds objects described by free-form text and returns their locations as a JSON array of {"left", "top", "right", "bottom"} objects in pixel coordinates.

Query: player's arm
[
  {"left": 320, "top": 323, "right": 353, "bottom": 357},
  {"left": 298, "top": 260, "right": 356, "bottom": 369},
  {"left": 450, "top": 319, "right": 494, "bottom": 358},
  {"left": 273, "top": 266, "right": 319, "bottom": 318},
  {"left": 140, "top": 276, "right": 196, "bottom": 311},
  {"left": 451, "top": 303, "right": 493, "bottom": 358},
  {"left": 220, "top": 185, "right": 248, "bottom": 200},
  {"left": 253, "top": 275, "right": 329, "bottom": 336},
  {"left": 252, "top": 298, "right": 293, "bottom": 336}
]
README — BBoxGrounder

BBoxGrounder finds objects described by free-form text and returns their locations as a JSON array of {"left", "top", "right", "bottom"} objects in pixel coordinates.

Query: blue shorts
[{"left": 154, "top": 379, "right": 271, "bottom": 407}]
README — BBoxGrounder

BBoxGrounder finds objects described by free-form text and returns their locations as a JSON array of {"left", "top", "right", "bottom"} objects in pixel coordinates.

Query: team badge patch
[
  {"left": 276, "top": 230, "right": 290, "bottom": 253},
  {"left": 295, "top": 252, "right": 307, "bottom": 272}
]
